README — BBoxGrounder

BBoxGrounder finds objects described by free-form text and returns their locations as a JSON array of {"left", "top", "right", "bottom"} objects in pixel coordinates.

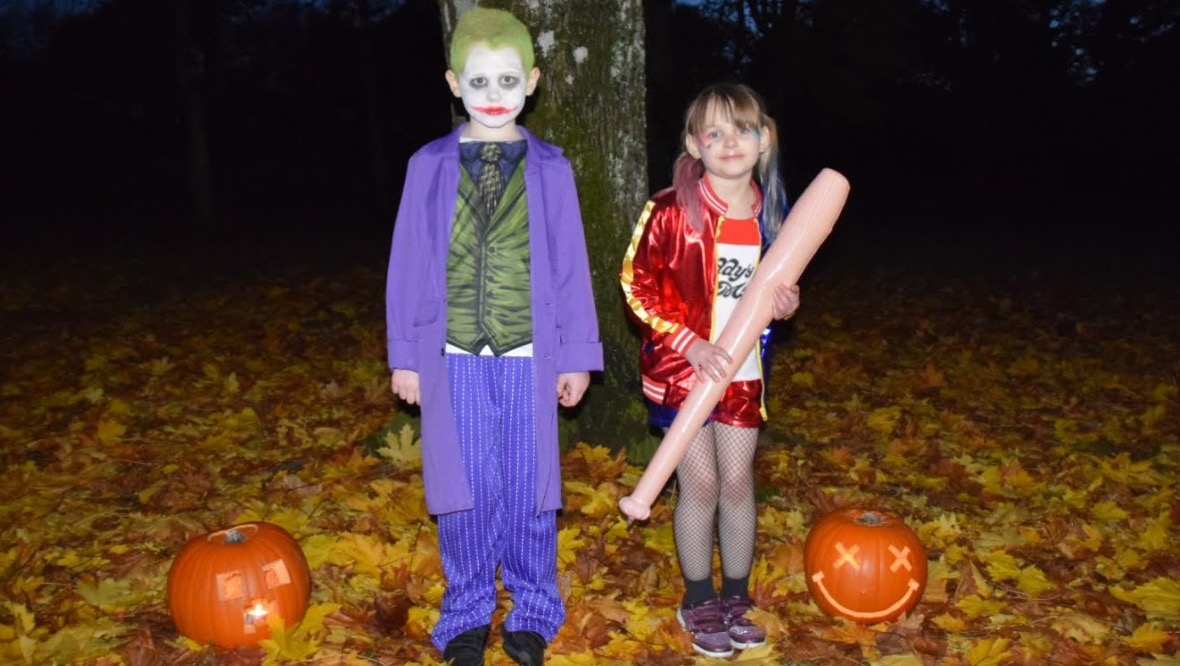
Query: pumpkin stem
[
  {"left": 207, "top": 523, "right": 258, "bottom": 545},
  {"left": 856, "top": 512, "right": 886, "bottom": 526}
]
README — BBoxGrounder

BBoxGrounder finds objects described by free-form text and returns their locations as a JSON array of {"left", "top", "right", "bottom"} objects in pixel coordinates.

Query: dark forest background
[{"left": 1, "top": 0, "right": 1177, "bottom": 269}]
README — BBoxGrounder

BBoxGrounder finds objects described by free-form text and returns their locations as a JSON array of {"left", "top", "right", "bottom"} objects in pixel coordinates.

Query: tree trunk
[{"left": 435, "top": 0, "right": 652, "bottom": 452}]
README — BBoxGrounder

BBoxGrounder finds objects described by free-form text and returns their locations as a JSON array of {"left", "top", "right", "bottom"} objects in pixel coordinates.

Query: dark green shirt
[{"left": 446, "top": 143, "right": 533, "bottom": 354}]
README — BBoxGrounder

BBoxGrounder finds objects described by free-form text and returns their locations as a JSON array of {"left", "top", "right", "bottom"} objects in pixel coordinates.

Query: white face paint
[{"left": 450, "top": 44, "right": 534, "bottom": 131}]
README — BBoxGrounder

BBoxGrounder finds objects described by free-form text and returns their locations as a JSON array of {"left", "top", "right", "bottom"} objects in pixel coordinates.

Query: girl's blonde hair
[{"left": 671, "top": 83, "right": 787, "bottom": 242}]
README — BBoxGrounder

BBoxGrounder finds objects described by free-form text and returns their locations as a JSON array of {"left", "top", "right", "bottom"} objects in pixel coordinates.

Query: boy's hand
[
  {"left": 772, "top": 283, "right": 801, "bottom": 320},
  {"left": 391, "top": 370, "right": 421, "bottom": 405},
  {"left": 557, "top": 372, "right": 590, "bottom": 407}
]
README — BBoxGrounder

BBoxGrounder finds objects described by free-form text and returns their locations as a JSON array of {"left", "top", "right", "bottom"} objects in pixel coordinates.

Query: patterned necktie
[{"left": 477, "top": 142, "right": 505, "bottom": 216}]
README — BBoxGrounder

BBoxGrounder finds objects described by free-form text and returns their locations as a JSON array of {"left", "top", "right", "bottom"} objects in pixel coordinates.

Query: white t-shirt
[{"left": 712, "top": 217, "right": 761, "bottom": 381}]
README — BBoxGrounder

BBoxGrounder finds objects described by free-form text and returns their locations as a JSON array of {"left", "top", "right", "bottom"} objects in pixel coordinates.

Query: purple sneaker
[
  {"left": 722, "top": 596, "right": 767, "bottom": 649},
  {"left": 676, "top": 598, "right": 734, "bottom": 658}
]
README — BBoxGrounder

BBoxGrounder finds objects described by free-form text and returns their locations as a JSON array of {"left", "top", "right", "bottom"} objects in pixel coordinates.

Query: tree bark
[{"left": 436, "top": 0, "right": 651, "bottom": 450}]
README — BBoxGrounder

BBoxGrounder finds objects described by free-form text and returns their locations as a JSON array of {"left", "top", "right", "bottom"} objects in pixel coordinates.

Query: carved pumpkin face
[
  {"left": 167, "top": 522, "right": 311, "bottom": 649},
  {"left": 804, "top": 509, "right": 927, "bottom": 623}
]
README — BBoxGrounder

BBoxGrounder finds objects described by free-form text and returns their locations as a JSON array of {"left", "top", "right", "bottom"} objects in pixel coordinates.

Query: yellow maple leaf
[
  {"left": 730, "top": 642, "right": 778, "bottom": 662},
  {"left": 225, "top": 406, "right": 262, "bottom": 432},
  {"left": 259, "top": 602, "right": 339, "bottom": 665},
  {"left": 956, "top": 595, "right": 1007, "bottom": 619},
  {"left": 1016, "top": 565, "right": 1056, "bottom": 597},
  {"left": 105, "top": 398, "right": 131, "bottom": 417},
  {"left": 1100, "top": 453, "right": 1156, "bottom": 484},
  {"left": 821, "top": 619, "right": 877, "bottom": 645},
  {"left": 564, "top": 480, "right": 618, "bottom": 519},
  {"left": 329, "top": 532, "right": 394, "bottom": 575},
  {"left": 568, "top": 441, "right": 609, "bottom": 463},
  {"left": 1051, "top": 614, "right": 1110, "bottom": 644},
  {"left": 1139, "top": 512, "right": 1171, "bottom": 552},
  {"left": 745, "top": 608, "right": 788, "bottom": 639},
  {"left": 377, "top": 424, "right": 423, "bottom": 469},
  {"left": 1116, "top": 547, "right": 1146, "bottom": 573},
  {"left": 931, "top": 613, "right": 966, "bottom": 632},
  {"left": 1079, "top": 522, "right": 1104, "bottom": 551},
  {"left": 1136, "top": 655, "right": 1180, "bottom": 666},
  {"left": 75, "top": 578, "right": 131, "bottom": 612},
  {"left": 621, "top": 600, "right": 662, "bottom": 642},
  {"left": 1000, "top": 462, "right": 1037, "bottom": 489},
  {"left": 643, "top": 522, "right": 676, "bottom": 556},
  {"left": 980, "top": 550, "right": 1021, "bottom": 582},
  {"left": 299, "top": 533, "right": 335, "bottom": 569},
  {"left": 96, "top": 419, "right": 126, "bottom": 446},
  {"left": 1006, "top": 356, "right": 1040, "bottom": 377},
  {"left": 406, "top": 605, "right": 439, "bottom": 638},
  {"left": 791, "top": 371, "right": 815, "bottom": 387},
  {"left": 1124, "top": 622, "right": 1171, "bottom": 653},
  {"left": 1139, "top": 403, "right": 1167, "bottom": 430},
  {"left": 918, "top": 513, "right": 963, "bottom": 549},
  {"left": 921, "top": 559, "right": 954, "bottom": 604},
  {"left": 558, "top": 526, "right": 585, "bottom": 566},
  {"left": 548, "top": 654, "right": 602, "bottom": 665},
  {"left": 260, "top": 619, "right": 316, "bottom": 664},
  {"left": 964, "top": 637, "right": 1012, "bottom": 666},
  {"left": 871, "top": 654, "right": 925, "bottom": 666},
  {"left": 1111, "top": 578, "right": 1180, "bottom": 620},
  {"left": 866, "top": 406, "right": 902, "bottom": 436},
  {"left": 1091, "top": 500, "right": 1130, "bottom": 522}
]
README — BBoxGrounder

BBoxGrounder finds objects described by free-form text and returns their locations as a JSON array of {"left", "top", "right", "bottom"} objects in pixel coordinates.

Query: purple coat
[{"left": 385, "top": 125, "right": 603, "bottom": 516}]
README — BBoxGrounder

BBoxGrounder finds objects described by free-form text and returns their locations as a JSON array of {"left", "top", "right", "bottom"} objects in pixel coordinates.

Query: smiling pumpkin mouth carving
[{"left": 804, "top": 509, "right": 928, "bottom": 623}]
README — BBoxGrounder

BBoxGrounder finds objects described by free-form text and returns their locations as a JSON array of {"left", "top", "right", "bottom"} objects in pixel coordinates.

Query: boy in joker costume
[{"left": 385, "top": 8, "right": 602, "bottom": 666}]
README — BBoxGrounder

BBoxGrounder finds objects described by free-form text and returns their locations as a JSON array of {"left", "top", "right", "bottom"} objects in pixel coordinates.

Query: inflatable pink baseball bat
[{"left": 619, "top": 168, "right": 850, "bottom": 521}]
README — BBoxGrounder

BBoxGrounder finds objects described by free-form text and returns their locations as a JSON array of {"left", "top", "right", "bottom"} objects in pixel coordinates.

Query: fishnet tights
[{"left": 672, "top": 422, "right": 759, "bottom": 584}]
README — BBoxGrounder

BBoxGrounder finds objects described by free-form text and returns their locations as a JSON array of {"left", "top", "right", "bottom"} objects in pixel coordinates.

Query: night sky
[{"left": 0, "top": 0, "right": 1176, "bottom": 283}]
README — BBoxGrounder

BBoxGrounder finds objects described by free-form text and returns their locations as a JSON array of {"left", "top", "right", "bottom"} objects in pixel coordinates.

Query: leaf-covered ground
[{"left": 1, "top": 230, "right": 1177, "bottom": 666}]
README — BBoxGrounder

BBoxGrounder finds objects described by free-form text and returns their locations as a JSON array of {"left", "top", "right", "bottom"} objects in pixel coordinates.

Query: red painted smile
[{"left": 474, "top": 106, "right": 515, "bottom": 116}]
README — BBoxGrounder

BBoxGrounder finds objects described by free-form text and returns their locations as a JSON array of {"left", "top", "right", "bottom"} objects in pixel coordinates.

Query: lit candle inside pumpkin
[{"left": 246, "top": 600, "right": 268, "bottom": 623}]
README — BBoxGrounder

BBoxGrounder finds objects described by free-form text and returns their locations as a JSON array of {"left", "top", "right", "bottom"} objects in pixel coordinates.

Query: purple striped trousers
[{"left": 431, "top": 354, "right": 564, "bottom": 650}]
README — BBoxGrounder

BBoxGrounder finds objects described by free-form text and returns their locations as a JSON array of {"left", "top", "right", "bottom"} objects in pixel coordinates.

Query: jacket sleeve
[
  {"left": 386, "top": 153, "right": 427, "bottom": 371},
  {"left": 619, "top": 201, "right": 702, "bottom": 357},
  {"left": 550, "top": 158, "right": 604, "bottom": 373}
]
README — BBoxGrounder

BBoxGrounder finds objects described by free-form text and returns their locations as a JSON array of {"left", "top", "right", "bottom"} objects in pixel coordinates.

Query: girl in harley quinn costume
[{"left": 619, "top": 83, "right": 801, "bottom": 659}]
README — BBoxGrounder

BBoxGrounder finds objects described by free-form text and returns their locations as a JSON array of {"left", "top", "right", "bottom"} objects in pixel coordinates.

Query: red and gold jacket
[{"left": 619, "top": 178, "right": 766, "bottom": 425}]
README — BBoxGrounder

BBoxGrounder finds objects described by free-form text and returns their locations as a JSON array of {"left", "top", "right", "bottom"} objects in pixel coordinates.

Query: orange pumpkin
[
  {"left": 167, "top": 522, "right": 311, "bottom": 649},
  {"left": 803, "top": 509, "right": 927, "bottom": 623}
]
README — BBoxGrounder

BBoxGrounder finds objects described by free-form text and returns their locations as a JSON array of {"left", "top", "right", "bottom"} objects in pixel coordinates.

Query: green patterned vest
[{"left": 446, "top": 158, "right": 533, "bottom": 354}]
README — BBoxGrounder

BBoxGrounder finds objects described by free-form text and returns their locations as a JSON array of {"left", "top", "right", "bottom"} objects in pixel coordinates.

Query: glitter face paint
[{"left": 690, "top": 116, "right": 767, "bottom": 182}]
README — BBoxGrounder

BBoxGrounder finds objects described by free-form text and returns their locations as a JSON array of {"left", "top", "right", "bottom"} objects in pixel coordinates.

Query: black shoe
[
  {"left": 442, "top": 625, "right": 490, "bottom": 666},
  {"left": 502, "top": 629, "right": 546, "bottom": 666}
]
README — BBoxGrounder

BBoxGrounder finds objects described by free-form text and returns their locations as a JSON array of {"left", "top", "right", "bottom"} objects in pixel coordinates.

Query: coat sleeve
[
  {"left": 550, "top": 158, "right": 603, "bottom": 374},
  {"left": 386, "top": 153, "right": 427, "bottom": 371},
  {"left": 619, "top": 201, "right": 702, "bottom": 357}
]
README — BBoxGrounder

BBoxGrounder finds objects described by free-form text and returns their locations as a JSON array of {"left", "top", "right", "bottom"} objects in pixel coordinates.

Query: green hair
[{"left": 449, "top": 7, "right": 536, "bottom": 73}]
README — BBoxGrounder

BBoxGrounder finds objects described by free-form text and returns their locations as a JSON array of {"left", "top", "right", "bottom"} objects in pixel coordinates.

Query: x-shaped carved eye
[
  {"left": 889, "top": 545, "right": 912, "bottom": 572},
  {"left": 834, "top": 542, "right": 860, "bottom": 569}
]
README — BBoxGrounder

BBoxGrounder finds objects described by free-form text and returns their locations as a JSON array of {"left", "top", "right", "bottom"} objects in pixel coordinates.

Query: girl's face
[
  {"left": 686, "top": 103, "right": 769, "bottom": 182},
  {"left": 446, "top": 44, "right": 540, "bottom": 133}
]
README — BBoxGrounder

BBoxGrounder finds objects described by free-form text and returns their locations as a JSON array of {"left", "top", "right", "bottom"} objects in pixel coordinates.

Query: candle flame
[{"left": 246, "top": 601, "right": 268, "bottom": 620}]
